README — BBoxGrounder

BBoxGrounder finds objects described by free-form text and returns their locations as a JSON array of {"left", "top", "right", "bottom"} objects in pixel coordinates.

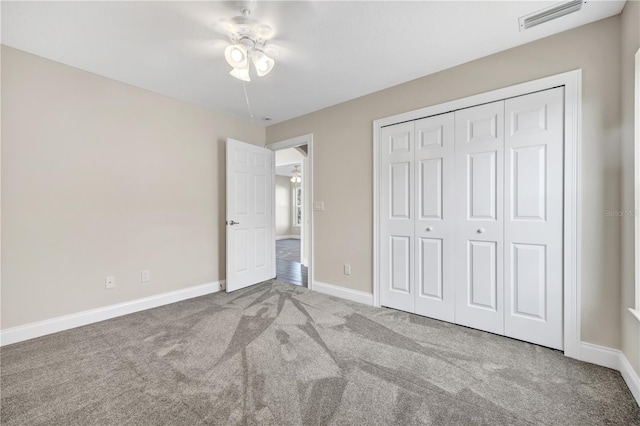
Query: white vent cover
[{"left": 519, "top": 0, "right": 584, "bottom": 31}]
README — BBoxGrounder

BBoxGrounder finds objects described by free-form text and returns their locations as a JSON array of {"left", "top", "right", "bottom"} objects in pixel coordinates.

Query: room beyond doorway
[
  {"left": 276, "top": 239, "right": 308, "bottom": 287},
  {"left": 273, "top": 141, "right": 310, "bottom": 288},
  {"left": 266, "top": 135, "right": 313, "bottom": 289}
]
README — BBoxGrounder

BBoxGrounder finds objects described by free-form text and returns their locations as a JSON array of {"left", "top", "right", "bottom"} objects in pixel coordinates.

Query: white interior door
[
  {"left": 380, "top": 122, "right": 415, "bottom": 312},
  {"left": 226, "top": 138, "right": 275, "bottom": 292},
  {"left": 504, "top": 87, "right": 564, "bottom": 349},
  {"left": 455, "top": 101, "right": 505, "bottom": 335},
  {"left": 414, "top": 113, "right": 455, "bottom": 322}
]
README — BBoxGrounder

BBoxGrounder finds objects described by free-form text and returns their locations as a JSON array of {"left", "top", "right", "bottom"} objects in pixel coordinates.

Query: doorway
[{"left": 267, "top": 134, "right": 314, "bottom": 290}]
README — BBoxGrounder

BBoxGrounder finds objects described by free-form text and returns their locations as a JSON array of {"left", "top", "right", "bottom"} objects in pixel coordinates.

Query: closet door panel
[
  {"left": 468, "top": 240, "right": 498, "bottom": 310},
  {"left": 455, "top": 101, "right": 505, "bottom": 335},
  {"left": 418, "top": 237, "right": 443, "bottom": 299},
  {"left": 380, "top": 122, "right": 415, "bottom": 312},
  {"left": 414, "top": 113, "right": 455, "bottom": 322},
  {"left": 504, "top": 87, "right": 564, "bottom": 350}
]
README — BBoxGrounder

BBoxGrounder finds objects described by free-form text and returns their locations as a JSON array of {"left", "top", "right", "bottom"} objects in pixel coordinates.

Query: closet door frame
[{"left": 373, "top": 69, "right": 582, "bottom": 360}]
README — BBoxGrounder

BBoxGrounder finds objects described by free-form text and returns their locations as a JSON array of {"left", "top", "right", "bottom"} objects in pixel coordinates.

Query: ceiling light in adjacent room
[{"left": 290, "top": 165, "right": 301, "bottom": 183}]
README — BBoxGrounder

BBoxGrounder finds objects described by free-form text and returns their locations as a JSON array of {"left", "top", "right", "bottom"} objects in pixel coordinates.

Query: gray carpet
[
  {"left": 1, "top": 280, "right": 639, "bottom": 425},
  {"left": 276, "top": 238, "right": 301, "bottom": 262}
]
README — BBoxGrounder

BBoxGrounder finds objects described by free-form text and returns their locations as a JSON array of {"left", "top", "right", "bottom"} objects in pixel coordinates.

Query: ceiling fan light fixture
[
  {"left": 224, "top": 44, "right": 248, "bottom": 68},
  {"left": 252, "top": 50, "right": 274, "bottom": 77},
  {"left": 230, "top": 65, "right": 251, "bottom": 82},
  {"left": 222, "top": 7, "right": 277, "bottom": 81}
]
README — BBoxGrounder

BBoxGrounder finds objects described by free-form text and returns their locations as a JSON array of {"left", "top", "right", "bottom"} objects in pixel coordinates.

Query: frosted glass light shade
[
  {"left": 252, "top": 50, "right": 274, "bottom": 77},
  {"left": 224, "top": 44, "right": 248, "bottom": 69},
  {"left": 230, "top": 66, "right": 251, "bottom": 82}
]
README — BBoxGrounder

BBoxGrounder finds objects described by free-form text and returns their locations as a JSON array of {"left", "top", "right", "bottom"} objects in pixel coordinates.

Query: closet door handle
[
  {"left": 426, "top": 227, "right": 434, "bottom": 232},
  {"left": 477, "top": 228, "right": 485, "bottom": 234}
]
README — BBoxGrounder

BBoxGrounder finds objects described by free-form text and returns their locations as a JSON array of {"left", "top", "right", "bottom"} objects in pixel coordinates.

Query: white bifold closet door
[
  {"left": 454, "top": 101, "right": 506, "bottom": 335},
  {"left": 380, "top": 115, "right": 455, "bottom": 321},
  {"left": 503, "top": 88, "right": 564, "bottom": 349},
  {"left": 379, "top": 87, "right": 564, "bottom": 350},
  {"left": 414, "top": 114, "right": 455, "bottom": 322},
  {"left": 454, "top": 89, "right": 564, "bottom": 348},
  {"left": 380, "top": 122, "right": 415, "bottom": 313}
]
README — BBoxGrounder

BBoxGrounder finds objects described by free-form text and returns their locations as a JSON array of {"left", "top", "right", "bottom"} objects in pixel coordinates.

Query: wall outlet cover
[{"left": 105, "top": 276, "right": 116, "bottom": 289}]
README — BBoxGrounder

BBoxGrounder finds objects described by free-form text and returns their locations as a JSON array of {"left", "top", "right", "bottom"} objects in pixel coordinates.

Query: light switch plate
[{"left": 313, "top": 201, "right": 325, "bottom": 211}]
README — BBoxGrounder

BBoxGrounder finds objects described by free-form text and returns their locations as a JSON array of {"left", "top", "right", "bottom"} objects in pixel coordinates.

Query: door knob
[
  {"left": 227, "top": 220, "right": 240, "bottom": 225},
  {"left": 426, "top": 227, "right": 434, "bottom": 232},
  {"left": 477, "top": 228, "right": 485, "bottom": 234}
]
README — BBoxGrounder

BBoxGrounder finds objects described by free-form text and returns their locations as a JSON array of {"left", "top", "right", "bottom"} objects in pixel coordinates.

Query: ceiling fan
[{"left": 222, "top": 4, "right": 277, "bottom": 82}]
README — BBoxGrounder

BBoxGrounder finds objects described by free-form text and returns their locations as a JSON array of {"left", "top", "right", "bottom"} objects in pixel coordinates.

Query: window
[{"left": 293, "top": 186, "right": 302, "bottom": 227}]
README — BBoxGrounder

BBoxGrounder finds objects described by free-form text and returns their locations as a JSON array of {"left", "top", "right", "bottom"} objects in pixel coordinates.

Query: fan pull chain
[{"left": 241, "top": 81, "right": 255, "bottom": 122}]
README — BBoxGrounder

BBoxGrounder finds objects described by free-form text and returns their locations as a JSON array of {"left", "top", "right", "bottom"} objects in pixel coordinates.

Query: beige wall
[
  {"left": 1, "top": 46, "right": 265, "bottom": 329},
  {"left": 267, "top": 16, "right": 623, "bottom": 349},
  {"left": 620, "top": 0, "right": 640, "bottom": 377}
]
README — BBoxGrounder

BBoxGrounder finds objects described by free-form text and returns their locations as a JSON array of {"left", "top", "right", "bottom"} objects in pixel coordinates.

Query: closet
[{"left": 379, "top": 87, "right": 564, "bottom": 350}]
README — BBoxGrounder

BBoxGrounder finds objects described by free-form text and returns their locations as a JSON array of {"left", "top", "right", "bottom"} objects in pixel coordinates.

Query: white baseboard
[
  {"left": 312, "top": 281, "right": 374, "bottom": 306},
  {"left": 580, "top": 342, "right": 620, "bottom": 369},
  {"left": 276, "top": 235, "right": 300, "bottom": 240},
  {"left": 0, "top": 280, "right": 225, "bottom": 347},
  {"left": 579, "top": 342, "right": 640, "bottom": 406},
  {"left": 619, "top": 350, "right": 640, "bottom": 405}
]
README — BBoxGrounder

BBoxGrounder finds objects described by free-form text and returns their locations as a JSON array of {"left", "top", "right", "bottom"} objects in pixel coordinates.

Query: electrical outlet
[
  {"left": 313, "top": 201, "right": 325, "bottom": 211},
  {"left": 141, "top": 270, "right": 150, "bottom": 283},
  {"left": 105, "top": 276, "right": 116, "bottom": 289},
  {"left": 344, "top": 264, "right": 351, "bottom": 275}
]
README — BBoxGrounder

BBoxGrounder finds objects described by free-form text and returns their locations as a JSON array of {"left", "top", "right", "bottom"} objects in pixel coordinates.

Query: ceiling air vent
[{"left": 519, "top": 0, "right": 584, "bottom": 32}]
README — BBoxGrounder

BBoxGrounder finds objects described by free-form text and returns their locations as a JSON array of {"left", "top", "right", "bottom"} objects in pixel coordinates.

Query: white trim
[
  {"left": 619, "top": 350, "right": 640, "bottom": 406},
  {"left": 579, "top": 342, "right": 640, "bottom": 406},
  {"left": 313, "top": 281, "right": 374, "bottom": 306},
  {"left": 629, "top": 308, "right": 640, "bottom": 323},
  {"left": 373, "top": 69, "right": 582, "bottom": 359},
  {"left": 276, "top": 235, "right": 301, "bottom": 241},
  {"left": 635, "top": 48, "right": 640, "bottom": 312},
  {"left": 580, "top": 342, "right": 620, "bottom": 369},
  {"left": 267, "top": 134, "right": 312, "bottom": 151},
  {"left": 266, "top": 134, "right": 314, "bottom": 291},
  {"left": 0, "top": 280, "right": 224, "bottom": 346}
]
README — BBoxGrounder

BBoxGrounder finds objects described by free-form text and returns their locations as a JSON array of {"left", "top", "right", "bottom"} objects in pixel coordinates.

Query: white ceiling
[
  {"left": 1, "top": 1, "right": 626, "bottom": 126},
  {"left": 275, "top": 165, "right": 301, "bottom": 177},
  {"left": 275, "top": 147, "right": 304, "bottom": 175}
]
